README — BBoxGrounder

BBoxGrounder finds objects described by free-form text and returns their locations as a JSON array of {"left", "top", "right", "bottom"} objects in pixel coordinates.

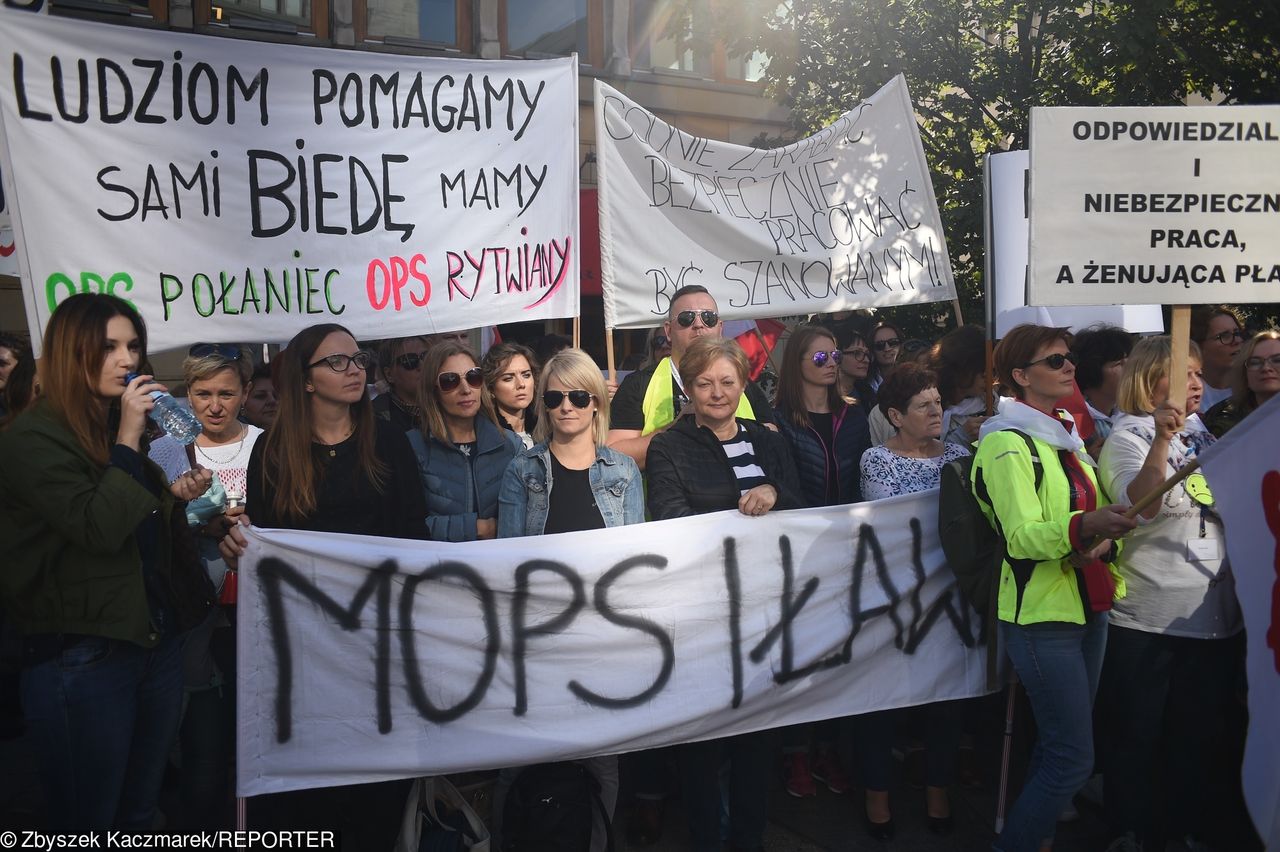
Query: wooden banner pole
[
  {"left": 952, "top": 298, "right": 965, "bottom": 328},
  {"left": 572, "top": 316, "right": 581, "bottom": 350},
  {"left": 605, "top": 327, "right": 617, "bottom": 385},
  {"left": 1168, "top": 305, "right": 1191, "bottom": 413}
]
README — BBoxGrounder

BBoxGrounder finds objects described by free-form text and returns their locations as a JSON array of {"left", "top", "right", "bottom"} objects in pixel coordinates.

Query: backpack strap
[{"left": 976, "top": 429, "right": 1042, "bottom": 689}]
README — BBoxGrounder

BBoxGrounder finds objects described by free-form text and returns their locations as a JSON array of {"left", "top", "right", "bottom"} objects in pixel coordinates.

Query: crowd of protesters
[{"left": 0, "top": 291, "right": 1274, "bottom": 852}]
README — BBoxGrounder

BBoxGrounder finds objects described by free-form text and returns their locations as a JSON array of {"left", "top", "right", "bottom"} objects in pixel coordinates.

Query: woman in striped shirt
[{"left": 646, "top": 335, "right": 801, "bottom": 852}]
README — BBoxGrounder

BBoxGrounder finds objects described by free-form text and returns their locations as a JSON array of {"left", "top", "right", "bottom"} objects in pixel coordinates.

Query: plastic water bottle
[{"left": 126, "top": 372, "right": 202, "bottom": 445}]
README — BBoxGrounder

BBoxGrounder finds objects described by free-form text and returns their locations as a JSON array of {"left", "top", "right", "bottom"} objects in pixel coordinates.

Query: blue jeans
[
  {"left": 22, "top": 634, "right": 184, "bottom": 831},
  {"left": 995, "top": 614, "right": 1108, "bottom": 852}
]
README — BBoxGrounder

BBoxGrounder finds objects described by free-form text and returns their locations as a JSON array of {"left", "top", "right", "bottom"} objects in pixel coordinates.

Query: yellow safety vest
[{"left": 640, "top": 357, "right": 756, "bottom": 436}]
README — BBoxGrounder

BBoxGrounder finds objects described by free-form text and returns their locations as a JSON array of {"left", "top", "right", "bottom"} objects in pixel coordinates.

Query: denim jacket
[
  {"left": 497, "top": 443, "right": 644, "bottom": 537},
  {"left": 408, "top": 417, "right": 521, "bottom": 542}
]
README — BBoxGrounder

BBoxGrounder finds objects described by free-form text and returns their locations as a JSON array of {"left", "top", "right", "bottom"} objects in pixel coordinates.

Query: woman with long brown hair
[
  {"left": 225, "top": 323, "right": 427, "bottom": 536},
  {"left": 410, "top": 340, "right": 521, "bottom": 541},
  {"left": 0, "top": 293, "right": 213, "bottom": 830},
  {"left": 219, "top": 322, "right": 426, "bottom": 845}
]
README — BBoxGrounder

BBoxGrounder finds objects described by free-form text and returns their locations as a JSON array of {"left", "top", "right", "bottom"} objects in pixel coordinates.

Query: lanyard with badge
[{"left": 1171, "top": 431, "right": 1222, "bottom": 564}]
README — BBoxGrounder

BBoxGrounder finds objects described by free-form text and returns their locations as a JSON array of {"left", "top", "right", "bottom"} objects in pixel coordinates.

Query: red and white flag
[{"left": 1199, "top": 394, "right": 1280, "bottom": 848}]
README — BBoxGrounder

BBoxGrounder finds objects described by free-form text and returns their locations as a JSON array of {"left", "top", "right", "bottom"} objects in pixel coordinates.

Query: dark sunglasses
[
  {"left": 394, "top": 351, "right": 428, "bottom": 371},
  {"left": 674, "top": 309, "right": 719, "bottom": 329},
  {"left": 309, "top": 351, "right": 374, "bottom": 373},
  {"left": 543, "top": 389, "right": 595, "bottom": 409},
  {"left": 1210, "top": 329, "right": 1246, "bottom": 346},
  {"left": 873, "top": 337, "right": 902, "bottom": 351},
  {"left": 189, "top": 343, "right": 242, "bottom": 360},
  {"left": 810, "top": 350, "right": 843, "bottom": 367},
  {"left": 1023, "top": 351, "right": 1078, "bottom": 371},
  {"left": 841, "top": 348, "right": 871, "bottom": 361},
  {"left": 438, "top": 368, "right": 484, "bottom": 392},
  {"left": 653, "top": 335, "right": 670, "bottom": 349}
]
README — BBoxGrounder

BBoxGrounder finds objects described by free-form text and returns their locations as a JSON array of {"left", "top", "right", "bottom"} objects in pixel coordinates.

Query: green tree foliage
[{"left": 722, "top": 0, "right": 1280, "bottom": 330}]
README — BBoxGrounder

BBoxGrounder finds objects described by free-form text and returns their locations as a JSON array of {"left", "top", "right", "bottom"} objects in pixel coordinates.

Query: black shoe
[
  {"left": 927, "top": 814, "right": 954, "bottom": 835},
  {"left": 862, "top": 810, "right": 895, "bottom": 841},
  {"left": 625, "top": 799, "right": 663, "bottom": 846}
]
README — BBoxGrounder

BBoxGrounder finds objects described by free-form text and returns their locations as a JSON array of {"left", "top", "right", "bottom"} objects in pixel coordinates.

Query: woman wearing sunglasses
[
  {"left": 493, "top": 348, "right": 641, "bottom": 851},
  {"left": 1096, "top": 337, "right": 1242, "bottom": 851},
  {"left": 481, "top": 341, "right": 540, "bottom": 449},
  {"left": 218, "top": 322, "right": 425, "bottom": 844},
  {"left": 973, "top": 324, "right": 1136, "bottom": 852},
  {"left": 646, "top": 336, "right": 801, "bottom": 852},
  {"left": 0, "top": 294, "right": 214, "bottom": 831},
  {"left": 770, "top": 325, "right": 869, "bottom": 797},
  {"left": 1202, "top": 329, "right": 1280, "bottom": 437},
  {"left": 869, "top": 320, "right": 906, "bottom": 392},
  {"left": 409, "top": 340, "right": 521, "bottom": 542}
]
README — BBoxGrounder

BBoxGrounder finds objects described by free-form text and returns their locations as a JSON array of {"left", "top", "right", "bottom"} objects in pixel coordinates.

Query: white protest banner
[
  {"left": 237, "top": 490, "right": 988, "bottom": 796},
  {"left": 0, "top": 11, "right": 578, "bottom": 353},
  {"left": 1028, "top": 105, "right": 1280, "bottom": 307},
  {"left": 1199, "top": 396, "right": 1280, "bottom": 848},
  {"left": 595, "top": 75, "right": 956, "bottom": 329},
  {"left": 987, "top": 150, "right": 1163, "bottom": 337},
  {"left": 0, "top": 154, "right": 15, "bottom": 277}
]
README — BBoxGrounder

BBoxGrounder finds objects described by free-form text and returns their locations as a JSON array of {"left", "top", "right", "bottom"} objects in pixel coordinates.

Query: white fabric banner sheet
[
  {"left": 595, "top": 75, "right": 957, "bottom": 329},
  {"left": 1028, "top": 105, "right": 1280, "bottom": 307},
  {"left": 237, "top": 490, "right": 989, "bottom": 796},
  {"left": 1199, "top": 397, "right": 1280, "bottom": 849},
  {"left": 0, "top": 10, "right": 579, "bottom": 352}
]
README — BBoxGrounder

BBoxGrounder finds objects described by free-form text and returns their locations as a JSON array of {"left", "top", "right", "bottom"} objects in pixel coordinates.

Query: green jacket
[
  {"left": 0, "top": 400, "right": 182, "bottom": 647},
  {"left": 972, "top": 427, "right": 1125, "bottom": 626}
]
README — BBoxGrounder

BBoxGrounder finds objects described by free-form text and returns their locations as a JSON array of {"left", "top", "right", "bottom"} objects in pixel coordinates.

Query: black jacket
[
  {"left": 646, "top": 417, "right": 803, "bottom": 520},
  {"left": 772, "top": 401, "right": 871, "bottom": 506}
]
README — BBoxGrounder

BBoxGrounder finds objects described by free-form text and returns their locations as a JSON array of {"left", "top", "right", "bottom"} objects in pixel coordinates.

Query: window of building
[
  {"left": 50, "top": 0, "right": 167, "bottom": 23},
  {"left": 631, "top": 0, "right": 712, "bottom": 77},
  {"left": 502, "top": 0, "right": 602, "bottom": 66},
  {"left": 361, "top": 0, "right": 468, "bottom": 49},
  {"left": 631, "top": 0, "right": 769, "bottom": 84},
  {"left": 201, "top": 0, "right": 327, "bottom": 37}
]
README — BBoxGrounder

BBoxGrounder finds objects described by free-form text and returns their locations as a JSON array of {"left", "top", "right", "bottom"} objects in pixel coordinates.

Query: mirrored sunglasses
[
  {"left": 675, "top": 310, "right": 719, "bottom": 328},
  {"left": 543, "top": 389, "right": 595, "bottom": 409},
  {"left": 438, "top": 368, "right": 484, "bottom": 392},
  {"left": 810, "top": 350, "right": 843, "bottom": 367}
]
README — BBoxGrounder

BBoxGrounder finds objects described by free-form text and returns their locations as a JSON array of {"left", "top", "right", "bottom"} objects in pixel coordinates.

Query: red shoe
[
  {"left": 782, "top": 753, "right": 817, "bottom": 798},
  {"left": 810, "top": 749, "right": 851, "bottom": 795}
]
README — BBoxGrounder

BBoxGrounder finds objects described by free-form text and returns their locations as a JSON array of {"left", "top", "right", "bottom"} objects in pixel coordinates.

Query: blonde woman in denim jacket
[{"left": 494, "top": 348, "right": 642, "bottom": 851}]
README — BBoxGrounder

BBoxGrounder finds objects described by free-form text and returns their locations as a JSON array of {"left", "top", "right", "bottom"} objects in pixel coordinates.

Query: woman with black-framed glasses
[
  {"left": 217, "top": 322, "right": 425, "bottom": 845},
  {"left": 409, "top": 340, "right": 521, "bottom": 542}
]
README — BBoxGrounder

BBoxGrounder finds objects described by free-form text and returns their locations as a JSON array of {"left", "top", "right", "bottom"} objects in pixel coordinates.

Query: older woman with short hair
[{"left": 646, "top": 336, "right": 801, "bottom": 852}]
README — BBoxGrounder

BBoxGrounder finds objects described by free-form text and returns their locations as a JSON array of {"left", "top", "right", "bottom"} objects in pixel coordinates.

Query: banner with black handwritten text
[
  {"left": 236, "top": 489, "right": 988, "bottom": 796},
  {"left": 594, "top": 75, "right": 957, "bottom": 328},
  {"left": 0, "top": 11, "right": 579, "bottom": 352},
  {"left": 1028, "top": 105, "right": 1280, "bottom": 306}
]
